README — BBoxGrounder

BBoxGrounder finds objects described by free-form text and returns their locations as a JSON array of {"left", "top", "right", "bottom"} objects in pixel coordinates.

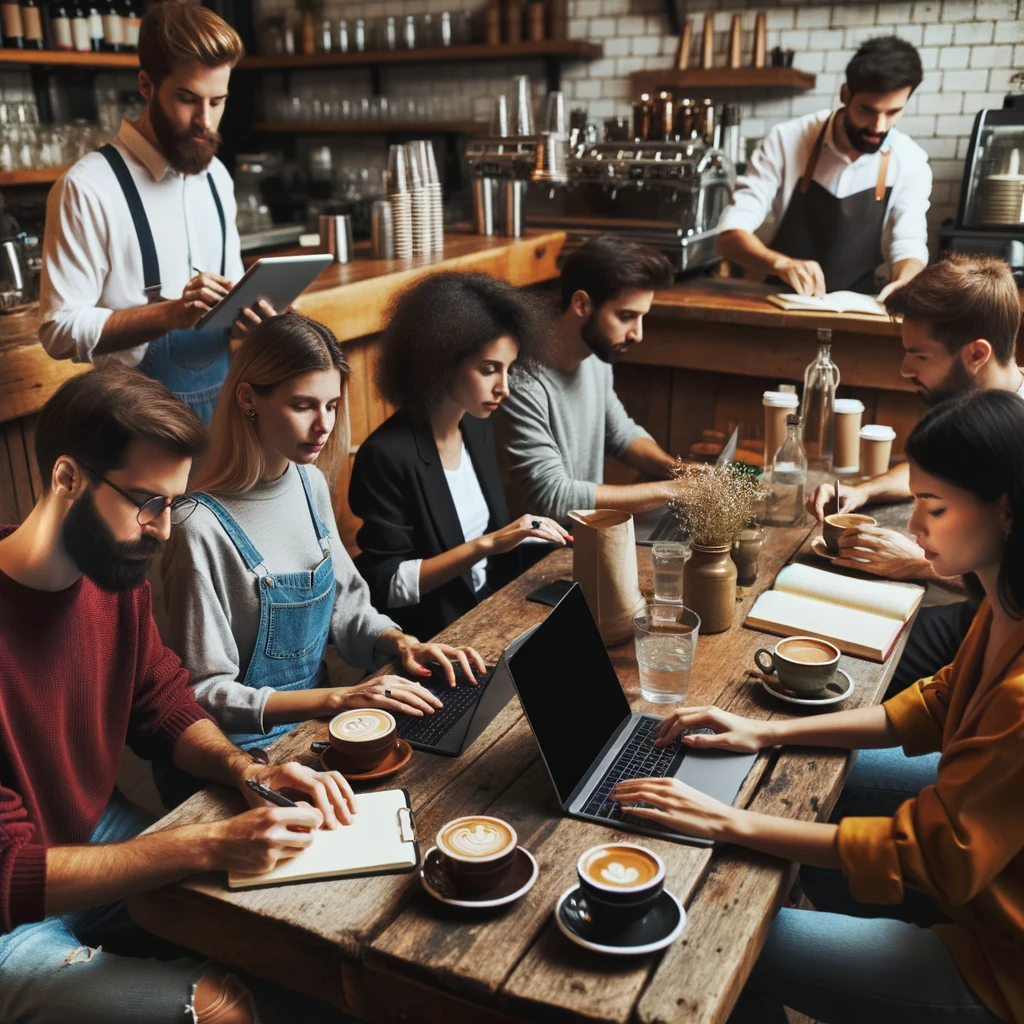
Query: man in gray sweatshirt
[{"left": 496, "top": 236, "right": 683, "bottom": 521}]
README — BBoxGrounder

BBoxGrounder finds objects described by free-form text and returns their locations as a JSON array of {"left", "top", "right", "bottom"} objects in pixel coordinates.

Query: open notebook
[
  {"left": 228, "top": 788, "right": 418, "bottom": 890},
  {"left": 766, "top": 292, "right": 887, "bottom": 316},
  {"left": 745, "top": 563, "right": 924, "bottom": 662}
]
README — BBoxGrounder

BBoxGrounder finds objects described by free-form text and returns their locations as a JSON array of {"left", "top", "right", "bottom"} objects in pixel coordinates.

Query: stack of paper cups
[
  {"left": 420, "top": 140, "right": 444, "bottom": 253},
  {"left": 386, "top": 144, "right": 412, "bottom": 259},
  {"left": 406, "top": 143, "right": 432, "bottom": 257}
]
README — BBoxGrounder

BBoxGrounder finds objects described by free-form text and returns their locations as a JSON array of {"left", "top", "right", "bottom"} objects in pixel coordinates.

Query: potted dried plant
[{"left": 669, "top": 464, "right": 764, "bottom": 633}]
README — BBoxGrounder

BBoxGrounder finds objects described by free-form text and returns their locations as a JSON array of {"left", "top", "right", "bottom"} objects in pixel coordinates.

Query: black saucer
[
  {"left": 555, "top": 885, "right": 685, "bottom": 955},
  {"left": 421, "top": 846, "right": 538, "bottom": 907}
]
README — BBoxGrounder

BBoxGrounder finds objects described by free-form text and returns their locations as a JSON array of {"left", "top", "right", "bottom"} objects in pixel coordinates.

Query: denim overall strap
[
  {"left": 195, "top": 474, "right": 336, "bottom": 750},
  {"left": 207, "top": 172, "right": 226, "bottom": 277},
  {"left": 100, "top": 143, "right": 231, "bottom": 426}
]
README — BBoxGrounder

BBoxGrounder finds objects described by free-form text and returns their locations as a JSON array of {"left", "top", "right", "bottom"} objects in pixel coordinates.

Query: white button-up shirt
[
  {"left": 39, "top": 118, "right": 243, "bottom": 369},
  {"left": 718, "top": 108, "right": 932, "bottom": 273}
]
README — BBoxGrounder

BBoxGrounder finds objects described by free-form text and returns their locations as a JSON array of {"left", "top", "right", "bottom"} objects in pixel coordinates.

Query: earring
[{"left": 247, "top": 408, "right": 257, "bottom": 422}]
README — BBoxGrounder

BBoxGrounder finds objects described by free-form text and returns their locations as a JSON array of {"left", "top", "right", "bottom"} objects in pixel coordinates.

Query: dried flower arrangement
[{"left": 669, "top": 463, "right": 765, "bottom": 548}]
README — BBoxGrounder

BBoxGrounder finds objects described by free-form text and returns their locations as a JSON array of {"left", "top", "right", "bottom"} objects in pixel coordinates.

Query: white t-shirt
[{"left": 388, "top": 442, "right": 490, "bottom": 608}]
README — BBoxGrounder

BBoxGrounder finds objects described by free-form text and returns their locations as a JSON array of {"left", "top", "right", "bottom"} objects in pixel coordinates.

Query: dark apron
[
  {"left": 100, "top": 144, "right": 231, "bottom": 425},
  {"left": 770, "top": 109, "right": 892, "bottom": 295}
]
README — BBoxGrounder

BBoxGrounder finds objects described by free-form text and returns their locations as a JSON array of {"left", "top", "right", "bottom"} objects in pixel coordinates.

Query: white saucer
[
  {"left": 810, "top": 535, "right": 837, "bottom": 560},
  {"left": 760, "top": 667, "right": 854, "bottom": 706},
  {"left": 420, "top": 846, "right": 538, "bottom": 908},
  {"left": 555, "top": 884, "right": 686, "bottom": 956}
]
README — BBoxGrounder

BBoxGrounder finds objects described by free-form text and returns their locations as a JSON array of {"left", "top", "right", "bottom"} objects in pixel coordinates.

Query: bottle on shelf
[
  {"left": 100, "top": 0, "right": 121, "bottom": 51},
  {"left": 769, "top": 414, "right": 807, "bottom": 527},
  {"left": 20, "top": 0, "right": 43, "bottom": 48},
  {"left": 69, "top": 1, "right": 90, "bottom": 51},
  {"left": 2, "top": 1, "right": 25, "bottom": 48},
  {"left": 86, "top": 2, "right": 102, "bottom": 50},
  {"left": 121, "top": 0, "right": 138, "bottom": 51},
  {"left": 799, "top": 327, "right": 841, "bottom": 471},
  {"left": 49, "top": 1, "right": 74, "bottom": 49}
]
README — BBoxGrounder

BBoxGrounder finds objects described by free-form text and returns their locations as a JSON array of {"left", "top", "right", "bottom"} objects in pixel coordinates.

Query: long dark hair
[{"left": 905, "top": 389, "right": 1024, "bottom": 619}]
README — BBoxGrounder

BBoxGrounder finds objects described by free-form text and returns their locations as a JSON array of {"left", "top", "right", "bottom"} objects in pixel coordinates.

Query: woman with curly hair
[{"left": 349, "top": 272, "right": 569, "bottom": 640}]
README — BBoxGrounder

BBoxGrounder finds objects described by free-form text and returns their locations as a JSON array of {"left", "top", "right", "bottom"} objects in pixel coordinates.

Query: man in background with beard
[
  {"left": 717, "top": 36, "right": 930, "bottom": 301},
  {"left": 495, "top": 236, "right": 683, "bottom": 522},
  {"left": 0, "top": 368, "right": 357, "bottom": 1024},
  {"left": 805, "top": 252, "right": 1024, "bottom": 694},
  {"left": 39, "top": 1, "right": 271, "bottom": 424}
]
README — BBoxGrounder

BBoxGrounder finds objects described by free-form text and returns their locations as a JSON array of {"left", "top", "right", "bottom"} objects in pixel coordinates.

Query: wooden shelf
[
  {"left": 631, "top": 67, "right": 816, "bottom": 93},
  {"left": 0, "top": 166, "right": 69, "bottom": 186},
  {"left": 253, "top": 120, "right": 484, "bottom": 136},
  {"left": 0, "top": 49, "right": 137, "bottom": 69},
  {"left": 240, "top": 39, "right": 602, "bottom": 71}
]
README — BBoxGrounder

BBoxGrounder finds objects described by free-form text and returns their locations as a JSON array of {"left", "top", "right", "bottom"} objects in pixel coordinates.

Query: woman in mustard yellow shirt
[{"left": 615, "top": 389, "right": 1024, "bottom": 1024}]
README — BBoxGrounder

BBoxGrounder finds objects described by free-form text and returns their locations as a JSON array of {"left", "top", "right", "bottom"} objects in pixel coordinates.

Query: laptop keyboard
[
  {"left": 647, "top": 513, "right": 686, "bottom": 543},
  {"left": 581, "top": 717, "right": 684, "bottom": 821},
  {"left": 396, "top": 664, "right": 493, "bottom": 747}
]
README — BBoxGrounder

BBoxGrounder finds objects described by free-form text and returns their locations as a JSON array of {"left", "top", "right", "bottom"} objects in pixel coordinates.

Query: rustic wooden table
[{"left": 129, "top": 515, "right": 917, "bottom": 1024}]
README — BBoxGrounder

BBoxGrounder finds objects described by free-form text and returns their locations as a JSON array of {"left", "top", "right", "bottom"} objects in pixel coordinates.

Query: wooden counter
[
  {"left": 613, "top": 277, "right": 922, "bottom": 468},
  {"left": 0, "top": 231, "right": 565, "bottom": 531}
]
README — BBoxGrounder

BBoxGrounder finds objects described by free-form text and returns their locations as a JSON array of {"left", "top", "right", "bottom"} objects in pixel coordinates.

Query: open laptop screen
[{"left": 508, "top": 585, "right": 631, "bottom": 804}]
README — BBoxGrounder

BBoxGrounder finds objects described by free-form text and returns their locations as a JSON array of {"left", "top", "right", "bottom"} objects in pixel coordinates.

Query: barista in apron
[
  {"left": 101, "top": 143, "right": 230, "bottom": 424},
  {"left": 716, "top": 37, "right": 931, "bottom": 300}
]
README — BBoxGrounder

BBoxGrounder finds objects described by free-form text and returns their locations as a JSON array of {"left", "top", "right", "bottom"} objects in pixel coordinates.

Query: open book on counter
[
  {"left": 745, "top": 563, "right": 924, "bottom": 662},
  {"left": 766, "top": 291, "right": 887, "bottom": 316}
]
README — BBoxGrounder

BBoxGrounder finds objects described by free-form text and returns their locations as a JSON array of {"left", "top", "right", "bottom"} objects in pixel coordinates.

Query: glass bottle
[
  {"left": 20, "top": 1, "right": 43, "bottom": 48},
  {"left": 800, "top": 327, "right": 841, "bottom": 471},
  {"left": 121, "top": 0, "right": 138, "bottom": 51},
  {"left": 770, "top": 414, "right": 807, "bottom": 526},
  {"left": 86, "top": 2, "right": 102, "bottom": 50},
  {"left": 100, "top": 0, "right": 121, "bottom": 51},
  {"left": 2, "top": 1, "right": 25, "bottom": 48},
  {"left": 69, "top": 1, "right": 90, "bottom": 51},
  {"left": 50, "top": 1, "right": 73, "bottom": 49}
]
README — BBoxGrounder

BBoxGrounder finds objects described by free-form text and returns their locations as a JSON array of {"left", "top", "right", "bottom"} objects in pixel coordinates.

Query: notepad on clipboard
[
  {"left": 228, "top": 788, "right": 419, "bottom": 890},
  {"left": 745, "top": 564, "right": 924, "bottom": 662}
]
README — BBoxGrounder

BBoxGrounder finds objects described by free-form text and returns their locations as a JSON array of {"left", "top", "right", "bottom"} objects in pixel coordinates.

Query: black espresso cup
[{"left": 576, "top": 842, "right": 665, "bottom": 930}]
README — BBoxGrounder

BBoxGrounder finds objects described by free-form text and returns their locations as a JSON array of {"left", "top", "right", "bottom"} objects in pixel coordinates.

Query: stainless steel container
[
  {"left": 500, "top": 179, "right": 527, "bottom": 237},
  {"left": 371, "top": 200, "right": 395, "bottom": 258},
  {"left": 472, "top": 178, "right": 499, "bottom": 235},
  {"left": 320, "top": 214, "right": 354, "bottom": 263}
]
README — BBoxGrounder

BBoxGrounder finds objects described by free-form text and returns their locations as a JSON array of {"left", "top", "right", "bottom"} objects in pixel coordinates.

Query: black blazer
[{"left": 349, "top": 409, "right": 519, "bottom": 640}]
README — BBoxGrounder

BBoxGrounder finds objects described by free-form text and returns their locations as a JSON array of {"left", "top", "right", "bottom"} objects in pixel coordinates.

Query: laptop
[
  {"left": 506, "top": 584, "right": 758, "bottom": 845},
  {"left": 635, "top": 427, "right": 739, "bottom": 546},
  {"left": 395, "top": 632, "right": 530, "bottom": 757}
]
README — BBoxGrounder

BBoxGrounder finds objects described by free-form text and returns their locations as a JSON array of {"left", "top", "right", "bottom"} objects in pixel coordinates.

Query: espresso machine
[
  {"left": 940, "top": 91, "right": 1024, "bottom": 281},
  {"left": 466, "top": 87, "right": 735, "bottom": 271}
]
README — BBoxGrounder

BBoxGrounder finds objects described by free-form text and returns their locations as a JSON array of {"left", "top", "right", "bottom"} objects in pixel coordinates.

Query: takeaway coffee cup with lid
[
  {"left": 763, "top": 391, "right": 799, "bottom": 468},
  {"left": 833, "top": 398, "right": 864, "bottom": 474},
  {"left": 860, "top": 424, "right": 896, "bottom": 478}
]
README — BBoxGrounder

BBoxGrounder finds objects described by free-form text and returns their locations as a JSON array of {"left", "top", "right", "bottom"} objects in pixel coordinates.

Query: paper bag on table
[{"left": 568, "top": 509, "right": 643, "bottom": 646}]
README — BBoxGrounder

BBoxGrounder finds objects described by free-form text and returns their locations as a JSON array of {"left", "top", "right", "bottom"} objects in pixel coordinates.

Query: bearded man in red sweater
[{"left": 0, "top": 367, "right": 357, "bottom": 1024}]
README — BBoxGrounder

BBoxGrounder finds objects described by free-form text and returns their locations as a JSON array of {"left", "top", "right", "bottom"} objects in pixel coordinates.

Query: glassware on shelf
[{"left": 799, "top": 328, "right": 841, "bottom": 471}]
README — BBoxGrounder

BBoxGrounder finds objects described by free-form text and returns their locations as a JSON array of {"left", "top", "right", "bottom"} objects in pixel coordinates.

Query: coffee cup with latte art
[
  {"left": 577, "top": 843, "right": 666, "bottom": 929},
  {"left": 435, "top": 815, "right": 519, "bottom": 893},
  {"left": 755, "top": 636, "right": 840, "bottom": 695},
  {"left": 328, "top": 708, "right": 397, "bottom": 772}
]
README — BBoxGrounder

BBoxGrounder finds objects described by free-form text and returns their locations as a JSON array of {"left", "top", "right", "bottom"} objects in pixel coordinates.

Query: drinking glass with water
[
  {"left": 632, "top": 603, "right": 700, "bottom": 704},
  {"left": 651, "top": 540, "right": 690, "bottom": 603}
]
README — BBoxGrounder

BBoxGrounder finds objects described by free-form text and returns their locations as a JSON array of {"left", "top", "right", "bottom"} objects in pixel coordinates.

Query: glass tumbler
[{"left": 633, "top": 604, "right": 701, "bottom": 704}]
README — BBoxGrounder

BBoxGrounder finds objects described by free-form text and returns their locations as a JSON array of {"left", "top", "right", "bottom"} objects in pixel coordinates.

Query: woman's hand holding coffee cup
[
  {"left": 397, "top": 637, "right": 487, "bottom": 687},
  {"left": 806, "top": 482, "right": 869, "bottom": 522},
  {"left": 652, "top": 706, "right": 770, "bottom": 753},
  {"left": 833, "top": 525, "right": 935, "bottom": 581},
  {"left": 242, "top": 761, "right": 357, "bottom": 829},
  {"left": 610, "top": 777, "right": 734, "bottom": 842}
]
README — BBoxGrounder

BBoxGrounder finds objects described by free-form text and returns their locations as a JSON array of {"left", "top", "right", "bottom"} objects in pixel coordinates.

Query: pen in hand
[{"left": 245, "top": 778, "right": 298, "bottom": 808}]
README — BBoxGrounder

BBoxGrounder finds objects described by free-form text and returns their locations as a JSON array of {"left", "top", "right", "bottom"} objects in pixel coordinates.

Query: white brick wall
[{"left": 252, "top": 0, "right": 1024, "bottom": 251}]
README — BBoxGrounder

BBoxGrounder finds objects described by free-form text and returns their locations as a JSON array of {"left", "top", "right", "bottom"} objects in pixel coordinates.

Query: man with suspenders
[
  {"left": 39, "top": 2, "right": 270, "bottom": 424},
  {"left": 717, "top": 37, "right": 932, "bottom": 302}
]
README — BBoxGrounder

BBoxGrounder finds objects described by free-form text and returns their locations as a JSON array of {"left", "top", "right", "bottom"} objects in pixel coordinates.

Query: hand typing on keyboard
[
  {"left": 651, "top": 706, "right": 770, "bottom": 754},
  {"left": 395, "top": 637, "right": 488, "bottom": 688},
  {"left": 609, "top": 776, "right": 736, "bottom": 843}
]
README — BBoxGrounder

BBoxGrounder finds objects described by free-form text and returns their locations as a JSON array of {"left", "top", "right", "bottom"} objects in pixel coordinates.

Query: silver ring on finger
[{"left": 385, "top": 689, "right": 392, "bottom": 698}]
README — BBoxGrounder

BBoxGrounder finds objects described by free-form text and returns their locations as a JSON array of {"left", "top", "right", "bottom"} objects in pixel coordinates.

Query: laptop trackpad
[{"left": 674, "top": 749, "right": 758, "bottom": 806}]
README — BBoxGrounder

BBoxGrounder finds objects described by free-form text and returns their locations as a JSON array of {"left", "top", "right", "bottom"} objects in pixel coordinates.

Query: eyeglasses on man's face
[{"left": 76, "top": 460, "right": 198, "bottom": 527}]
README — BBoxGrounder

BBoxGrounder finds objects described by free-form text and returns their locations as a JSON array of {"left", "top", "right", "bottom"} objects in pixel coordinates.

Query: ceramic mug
[
  {"left": 576, "top": 843, "right": 665, "bottom": 930},
  {"left": 822, "top": 513, "right": 877, "bottom": 555},
  {"left": 754, "top": 636, "right": 840, "bottom": 695}
]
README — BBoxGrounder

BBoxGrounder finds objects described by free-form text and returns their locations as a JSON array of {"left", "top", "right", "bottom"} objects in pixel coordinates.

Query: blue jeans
[
  {"left": 728, "top": 748, "right": 1003, "bottom": 1024},
  {"left": 0, "top": 791, "right": 356, "bottom": 1024}
]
